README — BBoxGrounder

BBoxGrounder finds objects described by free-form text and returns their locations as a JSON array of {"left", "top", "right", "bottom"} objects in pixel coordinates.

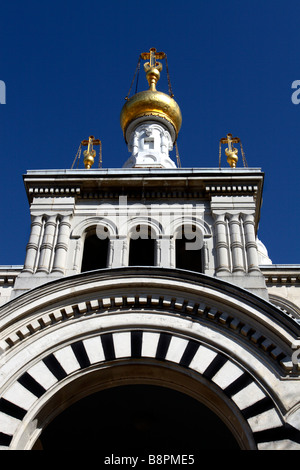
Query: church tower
[{"left": 0, "top": 48, "right": 300, "bottom": 451}]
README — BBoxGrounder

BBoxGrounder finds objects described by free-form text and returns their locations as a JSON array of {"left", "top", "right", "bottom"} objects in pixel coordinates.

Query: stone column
[
  {"left": 243, "top": 213, "right": 260, "bottom": 273},
  {"left": 73, "top": 239, "right": 82, "bottom": 273},
  {"left": 214, "top": 214, "right": 230, "bottom": 274},
  {"left": 155, "top": 239, "right": 161, "bottom": 267},
  {"left": 23, "top": 215, "right": 43, "bottom": 273},
  {"left": 204, "top": 241, "right": 209, "bottom": 270},
  {"left": 52, "top": 216, "right": 71, "bottom": 274},
  {"left": 121, "top": 239, "right": 128, "bottom": 266},
  {"left": 170, "top": 237, "right": 175, "bottom": 268},
  {"left": 107, "top": 238, "right": 115, "bottom": 268},
  {"left": 228, "top": 214, "right": 245, "bottom": 273},
  {"left": 158, "top": 235, "right": 172, "bottom": 268},
  {"left": 37, "top": 215, "right": 57, "bottom": 273}
]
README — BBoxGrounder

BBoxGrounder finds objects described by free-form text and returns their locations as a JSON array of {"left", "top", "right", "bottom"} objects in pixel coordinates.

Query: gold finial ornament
[
  {"left": 120, "top": 48, "right": 182, "bottom": 143},
  {"left": 143, "top": 47, "right": 163, "bottom": 91},
  {"left": 220, "top": 133, "right": 240, "bottom": 168},
  {"left": 219, "top": 133, "right": 248, "bottom": 168},
  {"left": 82, "top": 135, "right": 101, "bottom": 169}
]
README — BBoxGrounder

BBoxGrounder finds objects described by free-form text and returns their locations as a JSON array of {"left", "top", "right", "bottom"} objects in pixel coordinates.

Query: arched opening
[
  {"left": 175, "top": 225, "right": 203, "bottom": 273},
  {"left": 38, "top": 384, "right": 240, "bottom": 451},
  {"left": 81, "top": 229, "right": 109, "bottom": 272},
  {"left": 129, "top": 225, "right": 156, "bottom": 266}
]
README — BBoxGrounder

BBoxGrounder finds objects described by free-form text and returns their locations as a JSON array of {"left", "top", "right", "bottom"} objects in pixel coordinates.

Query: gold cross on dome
[
  {"left": 140, "top": 47, "right": 166, "bottom": 65},
  {"left": 220, "top": 133, "right": 240, "bottom": 149},
  {"left": 141, "top": 48, "right": 165, "bottom": 90}
]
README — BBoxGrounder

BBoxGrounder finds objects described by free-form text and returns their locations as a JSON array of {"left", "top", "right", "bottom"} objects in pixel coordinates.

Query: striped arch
[
  {"left": 1, "top": 329, "right": 299, "bottom": 450},
  {"left": 1, "top": 268, "right": 300, "bottom": 450}
]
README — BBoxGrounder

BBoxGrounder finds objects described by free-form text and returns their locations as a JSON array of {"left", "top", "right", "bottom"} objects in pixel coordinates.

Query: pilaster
[
  {"left": 243, "top": 213, "right": 260, "bottom": 274},
  {"left": 228, "top": 214, "right": 245, "bottom": 274},
  {"left": 214, "top": 214, "right": 230, "bottom": 274},
  {"left": 211, "top": 195, "right": 268, "bottom": 299},
  {"left": 23, "top": 215, "right": 43, "bottom": 274},
  {"left": 52, "top": 216, "right": 71, "bottom": 274},
  {"left": 36, "top": 215, "right": 57, "bottom": 273}
]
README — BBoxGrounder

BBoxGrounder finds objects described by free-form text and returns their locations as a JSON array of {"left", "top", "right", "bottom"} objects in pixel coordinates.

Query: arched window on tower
[
  {"left": 175, "top": 225, "right": 203, "bottom": 273},
  {"left": 81, "top": 228, "right": 109, "bottom": 272},
  {"left": 128, "top": 225, "right": 156, "bottom": 267}
]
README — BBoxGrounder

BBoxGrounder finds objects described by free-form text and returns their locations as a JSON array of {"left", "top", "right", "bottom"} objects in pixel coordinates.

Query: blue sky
[{"left": 0, "top": 0, "right": 299, "bottom": 265}]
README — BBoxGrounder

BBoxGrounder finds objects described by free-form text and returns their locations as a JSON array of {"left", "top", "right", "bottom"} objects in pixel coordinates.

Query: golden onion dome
[{"left": 120, "top": 48, "right": 182, "bottom": 143}]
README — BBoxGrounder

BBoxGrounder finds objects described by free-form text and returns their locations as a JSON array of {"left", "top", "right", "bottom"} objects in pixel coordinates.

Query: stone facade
[
  {"left": 10, "top": 167, "right": 267, "bottom": 297},
  {"left": 0, "top": 165, "right": 300, "bottom": 450}
]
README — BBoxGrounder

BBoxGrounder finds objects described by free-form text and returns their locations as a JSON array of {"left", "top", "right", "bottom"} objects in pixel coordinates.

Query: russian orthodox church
[{"left": 0, "top": 48, "right": 300, "bottom": 451}]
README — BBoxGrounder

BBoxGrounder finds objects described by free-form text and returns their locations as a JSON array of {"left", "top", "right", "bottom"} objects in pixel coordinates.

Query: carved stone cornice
[
  {"left": 261, "top": 266, "right": 300, "bottom": 286},
  {"left": 0, "top": 267, "right": 23, "bottom": 285},
  {"left": 23, "top": 168, "right": 264, "bottom": 205},
  {"left": 0, "top": 268, "right": 299, "bottom": 376}
]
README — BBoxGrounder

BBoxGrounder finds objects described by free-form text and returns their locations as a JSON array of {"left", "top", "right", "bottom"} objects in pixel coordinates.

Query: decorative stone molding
[
  {"left": 71, "top": 217, "right": 118, "bottom": 239},
  {"left": 28, "top": 187, "right": 80, "bottom": 195},
  {"left": 264, "top": 274, "right": 300, "bottom": 285},
  {"left": 0, "top": 268, "right": 299, "bottom": 373},
  {"left": 0, "top": 289, "right": 295, "bottom": 374},
  {"left": 0, "top": 268, "right": 23, "bottom": 285},
  {"left": 27, "top": 187, "right": 80, "bottom": 203},
  {"left": 1, "top": 268, "right": 300, "bottom": 450},
  {"left": 22, "top": 169, "right": 264, "bottom": 207},
  {"left": 268, "top": 294, "right": 300, "bottom": 320},
  {"left": 206, "top": 184, "right": 258, "bottom": 195}
]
